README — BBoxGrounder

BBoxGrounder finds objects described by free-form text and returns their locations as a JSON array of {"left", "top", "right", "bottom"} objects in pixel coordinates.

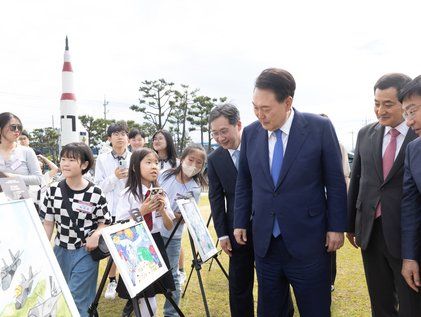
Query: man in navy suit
[
  {"left": 400, "top": 76, "right": 421, "bottom": 300},
  {"left": 207, "top": 104, "right": 255, "bottom": 317},
  {"left": 234, "top": 68, "right": 347, "bottom": 317}
]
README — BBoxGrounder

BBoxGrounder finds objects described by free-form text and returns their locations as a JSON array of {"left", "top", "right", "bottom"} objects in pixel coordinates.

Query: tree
[
  {"left": 79, "top": 115, "right": 114, "bottom": 147},
  {"left": 168, "top": 84, "right": 198, "bottom": 153},
  {"left": 188, "top": 96, "right": 227, "bottom": 152},
  {"left": 30, "top": 127, "right": 60, "bottom": 163},
  {"left": 130, "top": 79, "right": 177, "bottom": 130}
]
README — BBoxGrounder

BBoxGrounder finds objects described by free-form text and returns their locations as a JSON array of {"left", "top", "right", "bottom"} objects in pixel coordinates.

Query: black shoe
[{"left": 122, "top": 300, "right": 133, "bottom": 317}]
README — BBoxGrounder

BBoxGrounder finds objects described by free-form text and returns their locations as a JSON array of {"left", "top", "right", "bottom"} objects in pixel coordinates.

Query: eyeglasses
[
  {"left": 9, "top": 124, "right": 23, "bottom": 132},
  {"left": 403, "top": 105, "right": 421, "bottom": 120},
  {"left": 210, "top": 128, "right": 230, "bottom": 138},
  {"left": 111, "top": 131, "right": 127, "bottom": 137}
]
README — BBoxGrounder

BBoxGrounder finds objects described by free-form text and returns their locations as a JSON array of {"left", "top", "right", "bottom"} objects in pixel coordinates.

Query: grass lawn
[{"left": 97, "top": 195, "right": 372, "bottom": 316}]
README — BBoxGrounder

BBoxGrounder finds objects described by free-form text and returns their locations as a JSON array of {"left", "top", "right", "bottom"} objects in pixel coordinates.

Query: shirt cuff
[{"left": 218, "top": 236, "right": 229, "bottom": 241}]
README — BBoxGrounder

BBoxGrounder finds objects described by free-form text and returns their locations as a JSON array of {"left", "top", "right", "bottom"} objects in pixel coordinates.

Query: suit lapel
[
  {"left": 276, "top": 110, "right": 309, "bottom": 190},
  {"left": 257, "top": 125, "right": 274, "bottom": 188},
  {"left": 370, "top": 124, "right": 384, "bottom": 182},
  {"left": 384, "top": 128, "right": 416, "bottom": 184},
  {"left": 221, "top": 148, "right": 237, "bottom": 176}
]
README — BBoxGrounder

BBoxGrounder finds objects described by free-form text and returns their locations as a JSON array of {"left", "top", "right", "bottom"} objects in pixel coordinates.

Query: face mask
[{"left": 182, "top": 161, "right": 200, "bottom": 178}]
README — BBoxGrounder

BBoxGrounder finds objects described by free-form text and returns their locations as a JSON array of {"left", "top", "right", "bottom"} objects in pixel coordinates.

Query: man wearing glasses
[
  {"left": 348, "top": 74, "right": 421, "bottom": 316},
  {"left": 399, "top": 76, "right": 421, "bottom": 305},
  {"left": 207, "top": 104, "right": 255, "bottom": 317}
]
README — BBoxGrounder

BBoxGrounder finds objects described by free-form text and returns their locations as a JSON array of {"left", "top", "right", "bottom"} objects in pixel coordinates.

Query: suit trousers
[
  {"left": 229, "top": 241, "right": 255, "bottom": 317},
  {"left": 255, "top": 235, "right": 331, "bottom": 317},
  {"left": 361, "top": 218, "right": 421, "bottom": 317}
]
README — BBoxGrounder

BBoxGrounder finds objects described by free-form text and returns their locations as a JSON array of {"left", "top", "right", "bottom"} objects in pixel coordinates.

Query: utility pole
[{"left": 103, "top": 97, "right": 109, "bottom": 121}]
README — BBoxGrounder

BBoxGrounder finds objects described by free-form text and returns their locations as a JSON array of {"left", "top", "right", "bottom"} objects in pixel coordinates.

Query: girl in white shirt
[
  {"left": 116, "top": 148, "right": 175, "bottom": 317},
  {"left": 152, "top": 130, "right": 178, "bottom": 173}
]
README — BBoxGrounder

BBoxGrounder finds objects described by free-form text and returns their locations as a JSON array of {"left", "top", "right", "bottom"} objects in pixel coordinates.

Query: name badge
[
  {"left": 74, "top": 201, "right": 95, "bottom": 214},
  {"left": 10, "top": 160, "right": 22, "bottom": 171}
]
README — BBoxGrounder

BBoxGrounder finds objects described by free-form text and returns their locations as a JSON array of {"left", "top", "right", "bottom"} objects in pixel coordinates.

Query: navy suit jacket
[
  {"left": 401, "top": 137, "right": 421, "bottom": 262},
  {"left": 208, "top": 147, "right": 239, "bottom": 239},
  {"left": 234, "top": 109, "right": 347, "bottom": 259}
]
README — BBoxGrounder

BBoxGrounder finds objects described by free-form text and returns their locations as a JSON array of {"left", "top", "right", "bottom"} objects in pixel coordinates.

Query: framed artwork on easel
[
  {"left": 101, "top": 220, "right": 168, "bottom": 298},
  {"left": 176, "top": 198, "right": 218, "bottom": 262},
  {"left": 0, "top": 199, "right": 79, "bottom": 317}
]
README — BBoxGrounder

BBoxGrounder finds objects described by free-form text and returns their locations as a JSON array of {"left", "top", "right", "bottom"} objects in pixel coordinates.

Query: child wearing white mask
[{"left": 158, "top": 144, "right": 207, "bottom": 317}]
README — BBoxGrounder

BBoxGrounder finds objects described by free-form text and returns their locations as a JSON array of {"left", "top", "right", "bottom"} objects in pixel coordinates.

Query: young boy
[
  {"left": 94, "top": 121, "right": 131, "bottom": 299},
  {"left": 40, "top": 142, "right": 111, "bottom": 317}
]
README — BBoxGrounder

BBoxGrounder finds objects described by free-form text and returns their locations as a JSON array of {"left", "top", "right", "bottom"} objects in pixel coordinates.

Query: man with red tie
[{"left": 347, "top": 73, "right": 421, "bottom": 316}]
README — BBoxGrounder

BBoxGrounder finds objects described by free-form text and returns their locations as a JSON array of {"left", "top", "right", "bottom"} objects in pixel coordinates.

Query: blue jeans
[
  {"left": 161, "top": 237, "right": 182, "bottom": 317},
  {"left": 54, "top": 245, "right": 99, "bottom": 317}
]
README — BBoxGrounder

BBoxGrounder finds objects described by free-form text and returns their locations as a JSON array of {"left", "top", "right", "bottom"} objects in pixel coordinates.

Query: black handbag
[{"left": 58, "top": 180, "right": 109, "bottom": 261}]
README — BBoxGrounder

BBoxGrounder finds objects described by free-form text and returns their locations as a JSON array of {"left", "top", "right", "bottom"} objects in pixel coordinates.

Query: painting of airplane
[
  {"left": 28, "top": 276, "right": 62, "bottom": 317},
  {"left": 14, "top": 265, "right": 36, "bottom": 310},
  {"left": 1, "top": 248, "right": 23, "bottom": 291}
]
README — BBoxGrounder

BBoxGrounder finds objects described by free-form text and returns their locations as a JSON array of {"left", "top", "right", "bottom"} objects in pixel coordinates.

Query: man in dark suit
[
  {"left": 207, "top": 104, "right": 255, "bottom": 317},
  {"left": 399, "top": 76, "right": 421, "bottom": 300},
  {"left": 234, "top": 68, "right": 347, "bottom": 317},
  {"left": 348, "top": 73, "right": 421, "bottom": 316}
]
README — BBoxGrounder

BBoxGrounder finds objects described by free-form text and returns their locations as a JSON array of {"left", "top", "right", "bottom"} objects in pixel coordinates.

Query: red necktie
[
  {"left": 375, "top": 128, "right": 400, "bottom": 218},
  {"left": 143, "top": 190, "right": 153, "bottom": 230}
]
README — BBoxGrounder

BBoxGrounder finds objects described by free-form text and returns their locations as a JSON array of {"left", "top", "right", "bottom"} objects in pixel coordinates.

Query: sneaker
[
  {"left": 179, "top": 270, "right": 186, "bottom": 286},
  {"left": 331, "top": 284, "right": 335, "bottom": 292},
  {"left": 104, "top": 280, "right": 118, "bottom": 299}
]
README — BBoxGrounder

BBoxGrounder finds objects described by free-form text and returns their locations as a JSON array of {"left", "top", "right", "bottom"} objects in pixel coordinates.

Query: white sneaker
[
  {"left": 179, "top": 270, "right": 186, "bottom": 286},
  {"left": 104, "top": 280, "right": 117, "bottom": 299}
]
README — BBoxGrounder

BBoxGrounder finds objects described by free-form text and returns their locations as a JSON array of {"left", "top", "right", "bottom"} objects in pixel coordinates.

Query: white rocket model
[{"left": 60, "top": 36, "right": 79, "bottom": 146}]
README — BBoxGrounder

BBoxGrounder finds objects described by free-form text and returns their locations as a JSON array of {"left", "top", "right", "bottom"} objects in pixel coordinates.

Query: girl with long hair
[
  {"left": 159, "top": 144, "right": 207, "bottom": 317},
  {"left": 116, "top": 148, "right": 175, "bottom": 317}
]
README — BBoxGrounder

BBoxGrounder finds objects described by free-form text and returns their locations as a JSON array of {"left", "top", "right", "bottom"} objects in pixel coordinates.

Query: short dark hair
[
  {"left": 21, "top": 130, "right": 30, "bottom": 139},
  {"left": 107, "top": 121, "right": 129, "bottom": 137},
  {"left": 209, "top": 103, "right": 240, "bottom": 125},
  {"left": 128, "top": 128, "right": 146, "bottom": 139},
  {"left": 373, "top": 73, "right": 411, "bottom": 94},
  {"left": 60, "top": 142, "right": 95, "bottom": 174},
  {"left": 398, "top": 75, "right": 421, "bottom": 103},
  {"left": 255, "top": 68, "right": 296, "bottom": 102}
]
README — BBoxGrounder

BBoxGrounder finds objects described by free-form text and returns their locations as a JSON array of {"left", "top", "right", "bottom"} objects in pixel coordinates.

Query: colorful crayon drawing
[
  {"left": 102, "top": 221, "right": 168, "bottom": 298},
  {"left": 0, "top": 199, "right": 79, "bottom": 317},
  {"left": 177, "top": 199, "right": 218, "bottom": 262}
]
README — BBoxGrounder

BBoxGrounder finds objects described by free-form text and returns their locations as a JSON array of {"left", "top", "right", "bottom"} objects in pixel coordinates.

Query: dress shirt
[
  {"left": 382, "top": 121, "right": 408, "bottom": 159},
  {"left": 116, "top": 184, "right": 175, "bottom": 234},
  {"left": 268, "top": 109, "right": 295, "bottom": 169},
  {"left": 228, "top": 144, "right": 241, "bottom": 167},
  {"left": 94, "top": 149, "right": 131, "bottom": 217}
]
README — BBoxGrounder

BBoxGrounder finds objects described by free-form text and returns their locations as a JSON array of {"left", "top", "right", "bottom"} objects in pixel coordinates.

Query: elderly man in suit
[
  {"left": 207, "top": 103, "right": 255, "bottom": 317},
  {"left": 234, "top": 68, "right": 347, "bottom": 317},
  {"left": 348, "top": 73, "right": 421, "bottom": 316},
  {"left": 399, "top": 76, "right": 421, "bottom": 303}
]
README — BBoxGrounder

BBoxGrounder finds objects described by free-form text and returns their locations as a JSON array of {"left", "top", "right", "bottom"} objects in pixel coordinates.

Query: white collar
[
  {"left": 228, "top": 144, "right": 241, "bottom": 157},
  {"left": 267, "top": 108, "right": 295, "bottom": 138},
  {"left": 384, "top": 120, "right": 409, "bottom": 137}
]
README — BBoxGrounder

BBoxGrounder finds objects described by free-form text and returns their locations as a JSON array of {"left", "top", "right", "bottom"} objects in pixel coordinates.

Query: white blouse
[{"left": 116, "top": 184, "right": 175, "bottom": 234}]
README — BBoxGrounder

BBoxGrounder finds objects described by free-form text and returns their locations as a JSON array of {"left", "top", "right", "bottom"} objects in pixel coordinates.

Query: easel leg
[
  {"left": 88, "top": 257, "right": 114, "bottom": 317},
  {"left": 188, "top": 232, "right": 211, "bottom": 317},
  {"left": 213, "top": 256, "right": 229, "bottom": 279}
]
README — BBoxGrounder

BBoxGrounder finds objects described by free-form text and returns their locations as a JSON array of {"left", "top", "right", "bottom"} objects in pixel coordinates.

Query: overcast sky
[{"left": 1, "top": 0, "right": 420, "bottom": 149}]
